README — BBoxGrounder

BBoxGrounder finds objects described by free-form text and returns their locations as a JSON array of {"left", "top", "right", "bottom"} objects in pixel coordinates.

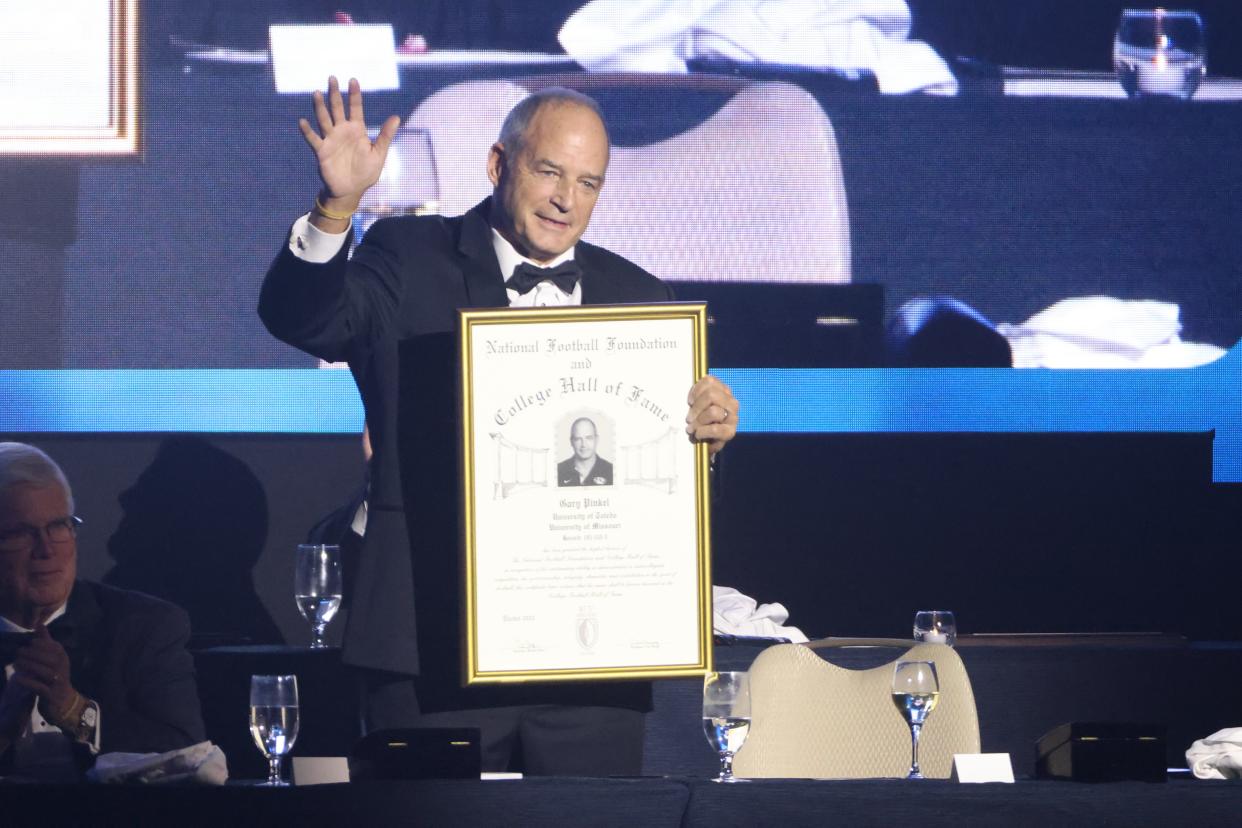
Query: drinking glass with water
[
  {"left": 295, "top": 544, "right": 342, "bottom": 648},
  {"left": 702, "top": 671, "right": 751, "bottom": 783},
  {"left": 249, "top": 674, "right": 299, "bottom": 786}
]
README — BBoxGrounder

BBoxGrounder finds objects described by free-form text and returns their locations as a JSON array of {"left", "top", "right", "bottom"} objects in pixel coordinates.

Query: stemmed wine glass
[
  {"left": 295, "top": 543, "right": 342, "bottom": 648},
  {"left": 702, "top": 671, "right": 751, "bottom": 783},
  {"left": 249, "top": 674, "right": 299, "bottom": 786},
  {"left": 892, "top": 660, "right": 940, "bottom": 780}
]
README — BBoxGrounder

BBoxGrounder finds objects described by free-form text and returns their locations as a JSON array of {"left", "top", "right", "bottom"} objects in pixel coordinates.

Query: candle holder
[{"left": 913, "top": 610, "right": 957, "bottom": 647}]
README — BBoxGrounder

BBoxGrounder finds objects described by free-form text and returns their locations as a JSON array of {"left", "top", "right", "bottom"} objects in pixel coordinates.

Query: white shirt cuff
[{"left": 288, "top": 213, "right": 350, "bottom": 264}]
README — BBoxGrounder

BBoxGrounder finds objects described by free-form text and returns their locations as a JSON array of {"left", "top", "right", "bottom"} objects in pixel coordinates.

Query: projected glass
[
  {"left": 353, "top": 127, "right": 440, "bottom": 240},
  {"left": 1114, "top": 9, "right": 1206, "bottom": 100}
]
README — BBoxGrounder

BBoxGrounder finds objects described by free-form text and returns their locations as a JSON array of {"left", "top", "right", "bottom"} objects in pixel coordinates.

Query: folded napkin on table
[
  {"left": 559, "top": 0, "right": 957, "bottom": 95},
  {"left": 713, "top": 585, "right": 809, "bottom": 642},
  {"left": 1186, "top": 727, "right": 1242, "bottom": 780},
  {"left": 997, "top": 296, "right": 1227, "bottom": 369},
  {"left": 87, "top": 741, "right": 229, "bottom": 785}
]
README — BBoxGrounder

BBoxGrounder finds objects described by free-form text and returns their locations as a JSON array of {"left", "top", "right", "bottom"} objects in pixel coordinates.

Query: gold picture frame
[
  {"left": 0, "top": 0, "right": 141, "bottom": 156},
  {"left": 459, "top": 303, "right": 713, "bottom": 684}
]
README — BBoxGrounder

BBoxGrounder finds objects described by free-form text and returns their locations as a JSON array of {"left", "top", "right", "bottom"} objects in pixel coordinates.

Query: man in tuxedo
[
  {"left": 0, "top": 442, "right": 205, "bottom": 767},
  {"left": 259, "top": 78, "right": 739, "bottom": 774},
  {"left": 557, "top": 417, "right": 613, "bottom": 487}
]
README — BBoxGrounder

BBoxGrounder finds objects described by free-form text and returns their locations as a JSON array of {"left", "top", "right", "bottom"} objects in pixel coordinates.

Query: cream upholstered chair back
[
  {"left": 582, "top": 80, "right": 850, "bottom": 284},
  {"left": 732, "top": 639, "right": 980, "bottom": 779},
  {"left": 395, "top": 76, "right": 851, "bottom": 284}
]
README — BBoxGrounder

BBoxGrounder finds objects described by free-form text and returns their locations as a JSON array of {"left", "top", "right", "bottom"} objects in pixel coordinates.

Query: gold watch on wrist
[
  {"left": 75, "top": 699, "right": 99, "bottom": 744},
  {"left": 52, "top": 692, "right": 98, "bottom": 744}
]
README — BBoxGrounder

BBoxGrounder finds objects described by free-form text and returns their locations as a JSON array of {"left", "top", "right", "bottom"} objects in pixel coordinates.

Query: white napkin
[
  {"left": 996, "top": 296, "right": 1226, "bottom": 369},
  {"left": 559, "top": 0, "right": 957, "bottom": 95},
  {"left": 713, "top": 585, "right": 809, "bottom": 642},
  {"left": 1186, "top": 727, "right": 1242, "bottom": 780},
  {"left": 87, "top": 741, "right": 229, "bottom": 785}
]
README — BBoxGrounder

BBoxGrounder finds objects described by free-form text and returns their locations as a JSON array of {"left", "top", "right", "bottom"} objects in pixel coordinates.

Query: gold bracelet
[
  {"left": 314, "top": 197, "right": 355, "bottom": 222},
  {"left": 50, "top": 691, "right": 86, "bottom": 728}
]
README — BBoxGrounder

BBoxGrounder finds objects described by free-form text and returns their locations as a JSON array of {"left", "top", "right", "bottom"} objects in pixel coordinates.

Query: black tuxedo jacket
[
  {"left": 48, "top": 580, "right": 206, "bottom": 754},
  {"left": 261, "top": 199, "right": 668, "bottom": 710}
]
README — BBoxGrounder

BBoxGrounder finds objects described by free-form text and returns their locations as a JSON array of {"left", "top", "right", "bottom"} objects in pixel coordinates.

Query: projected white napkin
[
  {"left": 87, "top": 741, "right": 229, "bottom": 785},
  {"left": 1186, "top": 727, "right": 1242, "bottom": 780},
  {"left": 713, "top": 585, "right": 809, "bottom": 642},
  {"left": 996, "top": 296, "right": 1227, "bottom": 369},
  {"left": 559, "top": 0, "right": 957, "bottom": 95}
]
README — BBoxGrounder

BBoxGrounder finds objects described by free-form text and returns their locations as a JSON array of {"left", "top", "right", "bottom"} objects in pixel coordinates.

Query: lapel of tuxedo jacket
[
  {"left": 577, "top": 245, "right": 618, "bottom": 306},
  {"left": 456, "top": 198, "right": 510, "bottom": 309}
]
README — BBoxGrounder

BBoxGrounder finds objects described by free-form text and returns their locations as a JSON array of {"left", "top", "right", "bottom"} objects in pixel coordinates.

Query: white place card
[
  {"left": 291, "top": 756, "right": 350, "bottom": 786},
  {"left": 269, "top": 25, "right": 399, "bottom": 94},
  {"left": 952, "top": 753, "right": 1015, "bottom": 784}
]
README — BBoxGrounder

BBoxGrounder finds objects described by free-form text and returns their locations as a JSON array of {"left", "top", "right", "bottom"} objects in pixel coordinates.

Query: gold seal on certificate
[{"left": 459, "top": 303, "right": 714, "bottom": 684}]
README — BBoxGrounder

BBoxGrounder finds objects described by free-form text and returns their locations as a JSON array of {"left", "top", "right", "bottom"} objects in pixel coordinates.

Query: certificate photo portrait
[{"left": 557, "top": 414, "right": 614, "bottom": 487}]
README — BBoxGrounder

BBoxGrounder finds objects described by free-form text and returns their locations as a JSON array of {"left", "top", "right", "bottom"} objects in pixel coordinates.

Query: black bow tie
[{"left": 505, "top": 260, "right": 583, "bottom": 296}]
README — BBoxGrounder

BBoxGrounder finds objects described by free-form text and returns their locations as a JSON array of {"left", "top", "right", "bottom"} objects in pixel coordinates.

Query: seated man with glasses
[{"left": 0, "top": 442, "right": 205, "bottom": 767}]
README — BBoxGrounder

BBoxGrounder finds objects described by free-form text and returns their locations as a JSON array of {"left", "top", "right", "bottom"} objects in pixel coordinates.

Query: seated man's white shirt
[
  {"left": 0, "top": 606, "right": 101, "bottom": 753},
  {"left": 287, "top": 216, "right": 581, "bottom": 306},
  {"left": 351, "top": 498, "right": 368, "bottom": 537}
]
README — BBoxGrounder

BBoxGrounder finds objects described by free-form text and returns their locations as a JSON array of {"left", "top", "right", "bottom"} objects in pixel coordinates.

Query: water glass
[
  {"left": 913, "top": 610, "right": 957, "bottom": 646},
  {"left": 702, "top": 671, "right": 751, "bottom": 783},
  {"left": 1114, "top": 9, "right": 1206, "bottom": 100},
  {"left": 295, "top": 543, "right": 342, "bottom": 648},
  {"left": 249, "top": 674, "right": 299, "bottom": 786}
]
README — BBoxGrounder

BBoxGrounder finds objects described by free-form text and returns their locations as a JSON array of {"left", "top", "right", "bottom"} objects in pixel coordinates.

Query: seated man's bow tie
[{"left": 505, "top": 260, "right": 583, "bottom": 295}]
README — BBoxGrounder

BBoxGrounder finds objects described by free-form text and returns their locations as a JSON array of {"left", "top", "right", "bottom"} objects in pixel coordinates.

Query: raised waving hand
[{"left": 300, "top": 76, "right": 400, "bottom": 230}]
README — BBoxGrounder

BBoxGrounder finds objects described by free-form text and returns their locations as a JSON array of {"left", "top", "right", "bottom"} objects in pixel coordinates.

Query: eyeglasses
[{"left": 0, "top": 516, "right": 83, "bottom": 553}]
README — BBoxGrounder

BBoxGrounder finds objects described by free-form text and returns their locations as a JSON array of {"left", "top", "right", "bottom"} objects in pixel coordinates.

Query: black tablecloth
[
  {"left": 682, "top": 778, "right": 1242, "bottom": 828},
  {"left": 5, "top": 777, "right": 1238, "bottom": 828}
]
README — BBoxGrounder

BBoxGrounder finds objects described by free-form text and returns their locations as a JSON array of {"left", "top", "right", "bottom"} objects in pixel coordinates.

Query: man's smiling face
[
  {"left": 0, "top": 483, "right": 77, "bottom": 627},
  {"left": 570, "top": 418, "right": 598, "bottom": 462},
  {"left": 487, "top": 101, "right": 609, "bottom": 264}
]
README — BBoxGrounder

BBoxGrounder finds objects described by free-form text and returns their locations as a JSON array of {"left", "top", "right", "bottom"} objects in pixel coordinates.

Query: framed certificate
[{"left": 459, "top": 303, "right": 713, "bottom": 684}]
